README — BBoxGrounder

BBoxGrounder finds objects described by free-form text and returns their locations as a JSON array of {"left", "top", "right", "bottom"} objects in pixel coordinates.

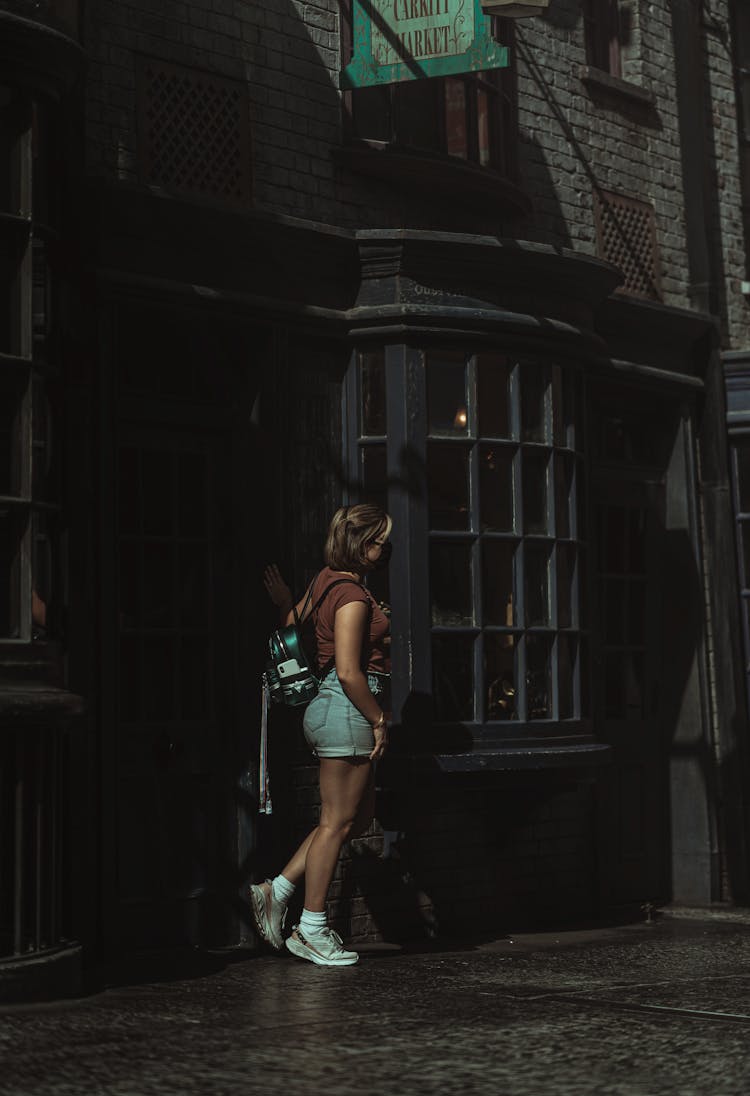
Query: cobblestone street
[{"left": 2, "top": 909, "right": 750, "bottom": 1096}]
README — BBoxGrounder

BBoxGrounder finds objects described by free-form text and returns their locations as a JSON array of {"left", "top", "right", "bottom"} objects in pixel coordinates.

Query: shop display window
[{"left": 349, "top": 348, "right": 586, "bottom": 729}]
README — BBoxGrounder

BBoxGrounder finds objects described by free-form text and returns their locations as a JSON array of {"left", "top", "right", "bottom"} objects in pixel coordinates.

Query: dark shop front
[{"left": 2, "top": 0, "right": 750, "bottom": 1001}]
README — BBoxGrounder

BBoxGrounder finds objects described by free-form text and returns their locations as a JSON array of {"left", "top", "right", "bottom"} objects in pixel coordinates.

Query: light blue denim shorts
[{"left": 302, "top": 670, "right": 388, "bottom": 759}]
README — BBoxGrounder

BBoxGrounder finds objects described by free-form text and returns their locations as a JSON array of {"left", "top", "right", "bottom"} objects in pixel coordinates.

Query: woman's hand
[
  {"left": 263, "top": 564, "right": 293, "bottom": 610},
  {"left": 369, "top": 715, "right": 388, "bottom": 761}
]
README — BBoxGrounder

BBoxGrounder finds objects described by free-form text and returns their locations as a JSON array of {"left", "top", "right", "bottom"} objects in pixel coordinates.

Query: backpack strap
[
  {"left": 306, "top": 578, "right": 374, "bottom": 678},
  {"left": 293, "top": 571, "right": 320, "bottom": 628}
]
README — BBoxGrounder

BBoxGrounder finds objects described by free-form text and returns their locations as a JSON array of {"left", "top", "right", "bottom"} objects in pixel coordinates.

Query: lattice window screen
[
  {"left": 136, "top": 57, "right": 252, "bottom": 203},
  {"left": 593, "top": 190, "right": 661, "bottom": 300}
]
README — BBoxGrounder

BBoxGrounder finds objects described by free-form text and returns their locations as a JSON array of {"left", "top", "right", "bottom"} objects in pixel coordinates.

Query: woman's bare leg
[
  {"left": 279, "top": 828, "right": 317, "bottom": 887},
  {"left": 349, "top": 764, "right": 375, "bottom": 838},
  {"left": 303, "top": 757, "right": 373, "bottom": 912}
]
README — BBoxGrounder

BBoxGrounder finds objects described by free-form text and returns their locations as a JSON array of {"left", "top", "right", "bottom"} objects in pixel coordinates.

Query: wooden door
[
  {"left": 108, "top": 425, "right": 237, "bottom": 947},
  {"left": 593, "top": 475, "right": 669, "bottom": 908}
]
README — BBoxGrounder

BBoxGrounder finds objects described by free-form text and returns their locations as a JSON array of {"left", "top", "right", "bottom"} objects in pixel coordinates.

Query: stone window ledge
[{"left": 579, "top": 65, "right": 656, "bottom": 108}]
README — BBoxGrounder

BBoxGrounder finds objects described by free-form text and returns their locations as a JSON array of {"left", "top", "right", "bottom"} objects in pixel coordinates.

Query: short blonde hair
[{"left": 324, "top": 504, "right": 392, "bottom": 571}]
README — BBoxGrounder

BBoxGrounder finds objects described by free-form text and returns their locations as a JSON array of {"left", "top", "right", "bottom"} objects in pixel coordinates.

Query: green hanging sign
[{"left": 341, "top": 0, "right": 509, "bottom": 89}]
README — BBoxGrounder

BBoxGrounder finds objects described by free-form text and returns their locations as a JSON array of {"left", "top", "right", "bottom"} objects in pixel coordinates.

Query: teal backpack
[{"left": 264, "top": 574, "right": 364, "bottom": 707}]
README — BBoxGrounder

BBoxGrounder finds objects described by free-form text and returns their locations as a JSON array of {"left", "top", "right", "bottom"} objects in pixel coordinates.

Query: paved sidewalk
[{"left": 2, "top": 909, "right": 750, "bottom": 1096}]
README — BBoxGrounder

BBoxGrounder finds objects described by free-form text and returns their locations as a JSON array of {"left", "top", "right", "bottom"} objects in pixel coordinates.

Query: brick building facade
[{"left": 3, "top": 0, "right": 750, "bottom": 996}]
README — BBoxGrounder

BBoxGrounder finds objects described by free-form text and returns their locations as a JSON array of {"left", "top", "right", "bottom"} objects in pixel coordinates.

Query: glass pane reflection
[
  {"left": 432, "top": 633, "right": 474, "bottom": 721},
  {"left": 479, "top": 444, "right": 514, "bottom": 531},
  {"left": 558, "top": 634, "right": 575, "bottom": 719},
  {"left": 525, "top": 541, "right": 551, "bottom": 627},
  {"left": 485, "top": 633, "right": 517, "bottom": 720},
  {"left": 521, "top": 364, "right": 550, "bottom": 442},
  {"left": 526, "top": 634, "right": 552, "bottom": 719},
  {"left": 557, "top": 543, "right": 576, "bottom": 629},
  {"left": 477, "top": 355, "right": 512, "bottom": 438},
  {"left": 360, "top": 351, "right": 386, "bottom": 436},
  {"left": 554, "top": 452, "right": 573, "bottom": 539},
  {"left": 430, "top": 540, "right": 473, "bottom": 626},
  {"left": 361, "top": 445, "right": 387, "bottom": 514},
  {"left": 482, "top": 539, "right": 515, "bottom": 626},
  {"left": 427, "top": 354, "right": 468, "bottom": 436},
  {"left": 523, "top": 449, "right": 549, "bottom": 534},
  {"left": 428, "top": 443, "right": 470, "bottom": 530}
]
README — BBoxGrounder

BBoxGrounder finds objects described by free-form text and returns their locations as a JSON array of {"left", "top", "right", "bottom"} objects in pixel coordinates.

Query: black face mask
[{"left": 371, "top": 541, "right": 392, "bottom": 570}]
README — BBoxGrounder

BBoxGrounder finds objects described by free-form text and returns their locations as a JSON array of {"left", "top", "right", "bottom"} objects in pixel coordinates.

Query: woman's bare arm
[{"left": 263, "top": 564, "right": 312, "bottom": 627}]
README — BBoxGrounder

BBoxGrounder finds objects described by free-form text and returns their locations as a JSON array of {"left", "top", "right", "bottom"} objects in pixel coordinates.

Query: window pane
[
  {"left": 360, "top": 351, "right": 386, "bottom": 436},
  {"left": 352, "top": 84, "right": 391, "bottom": 143},
  {"left": 428, "top": 443, "right": 469, "bottom": 530},
  {"left": 525, "top": 541, "right": 551, "bottom": 626},
  {"left": 526, "top": 634, "right": 552, "bottom": 719},
  {"left": 432, "top": 633, "right": 474, "bottom": 721},
  {"left": 557, "top": 543, "right": 576, "bottom": 629},
  {"left": 445, "top": 78, "right": 468, "bottom": 159},
  {"left": 521, "top": 364, "right": 550, "bottom": 442},
  {"left": 0, "top": 88, "right": 27, "bottom": 214},
  {"left": 31, "top": 510, "right": 52, "bottom": 639},
  {"left": 477, "top": 354, "right": 512, "bottom": 438},
  {"left": 554, "top": 451, "right": 573, "bottom": 538},
  {"left": 482, "top": 539, "right": 515, "bottom": 625},
  {"left": 580, "top": 637, "right": 590, "bottom": 717},
  {"left": 737, "top": 445, "right": 750, "bottom": 514},
  {"left": 485, "top": 633, "right": 518, "bottom": 720},
  {"left": 479, "top": 445, "right": 514, "bottom": 531},
  {"left": 361, "top": 445, "right": 387, "bottom": 513},
  {"left": 0, "top": 385, "right": 19, "bottom": 495},
  {"left": 558, "top": 634, "right": 575, "bottom": 720},
  {"left": 427, "top": 354, "right": 468, "bottom": 436},
  {"left": 741, "top": 522, "right": 750, "bottom": 589},
  {"left": 523, "top": 449, "right": 549, "bottom": 535},
  {"left": 0, "top": 233, "right": 23, "bottom": 356},
  {"left": 0, "top": 509, "right": 21, "bottom": 637},
  {"left": 552, "top": 365, "right": 564, "bottom": 447},
  {"left": 430, "top": 540, "right": 473, "bottom": 626},
  {"left": 565, "top": 371, "right": 583, "bottom": 451},
  {"left": 395, "top": 79, "right": 441, "bottom": 152}
]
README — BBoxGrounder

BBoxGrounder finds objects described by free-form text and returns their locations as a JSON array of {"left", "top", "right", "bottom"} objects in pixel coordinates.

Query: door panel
[
  {"left": 111, "top": 427, "right": 234, "bottom": 946},
  {"left": 590, "top": 393, "right": 673, "bottom": 910}
]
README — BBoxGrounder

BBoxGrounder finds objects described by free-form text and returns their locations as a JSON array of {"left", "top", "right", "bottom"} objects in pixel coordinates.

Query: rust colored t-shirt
[{"left": 308, "top": 567, "right": 390, "bottom": 674}]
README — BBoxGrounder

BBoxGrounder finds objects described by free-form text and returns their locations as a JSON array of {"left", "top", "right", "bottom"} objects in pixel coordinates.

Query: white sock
[
  {"left": 299, "top": 908, "right": 327, "bottom": 937},
  {"left": 271, "top": 874, "right": 295, "bottom": 905}
]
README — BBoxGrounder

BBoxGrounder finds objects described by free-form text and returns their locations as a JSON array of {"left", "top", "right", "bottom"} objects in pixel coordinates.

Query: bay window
[{"left": 347, "top": 346, "right": 588, "bottom": 737}]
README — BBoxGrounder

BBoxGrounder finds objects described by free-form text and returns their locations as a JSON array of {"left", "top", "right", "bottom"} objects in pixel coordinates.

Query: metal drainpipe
[{"left": 670, "top": 0, "right": 714, "bottom": 314}]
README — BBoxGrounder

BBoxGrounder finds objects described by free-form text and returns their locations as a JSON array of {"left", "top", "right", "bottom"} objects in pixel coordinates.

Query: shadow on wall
[{"left": 512, "top": 13, "right": 662, "bottom": 257}]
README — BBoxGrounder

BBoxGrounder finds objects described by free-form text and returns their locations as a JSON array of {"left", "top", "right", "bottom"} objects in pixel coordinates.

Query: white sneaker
[
  {"left": 249, "top": 881, "right": 287, "bottom": 951},
  {"left": 285, "top": 926, "right": 359, "bottom": 966}
]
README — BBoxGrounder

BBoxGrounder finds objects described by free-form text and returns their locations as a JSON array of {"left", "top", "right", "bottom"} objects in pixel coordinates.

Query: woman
[{"left": 252, "top": 504, "right": 392, "bottom": 966}]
